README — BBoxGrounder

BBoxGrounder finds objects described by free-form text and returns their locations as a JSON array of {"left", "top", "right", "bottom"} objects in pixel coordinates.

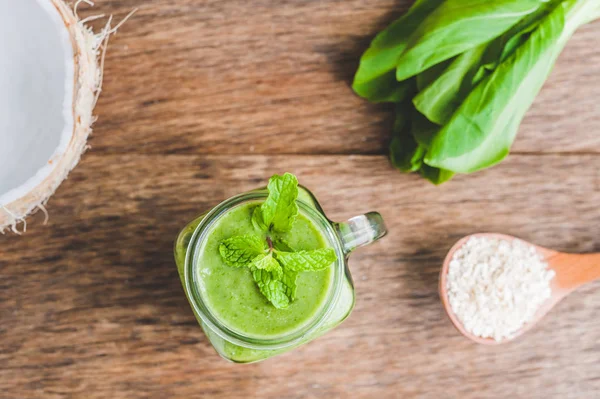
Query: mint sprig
[{"left": 218, "top": 173, "right": 337, "bottom": 309}]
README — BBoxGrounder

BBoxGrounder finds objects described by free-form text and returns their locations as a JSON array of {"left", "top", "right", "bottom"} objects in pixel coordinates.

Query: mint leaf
[
  {"left": 255, "top": 173, "right": 299, "bottom": 233},
  {"left": 273, "top": 238, "right": 294, "bottom": 252},
  {"left": 249, "top": 253, "right": 282, "bottom": 279},
  {"left": 252, "top": 268, "right": 292, "bottom": 309},
  {"left": 276, "top": 248, "right": 337, "bottom": 272},
  {"left": 280, "top": 268, "right": 298, "bottom": 301},
  {"left": 251, "top": 207, "right": 269, "bottom": 232},
  {"left": 219, "top": 235, "right": 266, "bottom": 268}
]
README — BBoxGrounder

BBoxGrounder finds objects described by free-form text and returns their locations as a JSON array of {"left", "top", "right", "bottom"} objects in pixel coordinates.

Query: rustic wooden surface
[{"left": 2, "top": 1, "right": 600, "bottom": 398}]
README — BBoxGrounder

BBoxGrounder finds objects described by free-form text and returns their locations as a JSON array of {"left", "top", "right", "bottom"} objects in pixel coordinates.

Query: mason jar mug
[{"left": 174, "top": 185, "right": 386, "bottom": 363}]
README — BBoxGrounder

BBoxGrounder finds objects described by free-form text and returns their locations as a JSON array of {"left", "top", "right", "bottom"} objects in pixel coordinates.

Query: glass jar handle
[{"left": 333, "top": 212, "right": 387, "bottom": 254}]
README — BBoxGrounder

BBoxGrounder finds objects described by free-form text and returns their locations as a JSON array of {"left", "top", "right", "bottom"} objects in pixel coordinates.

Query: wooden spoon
[{"left": 439, "top": 233, "right": 600, "bottom": 345}]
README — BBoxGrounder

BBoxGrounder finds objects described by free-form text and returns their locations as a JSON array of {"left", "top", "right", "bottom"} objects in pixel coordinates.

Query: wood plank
[
  {"left": 77, "top": 0, "right": 600, "bottom": 156},
  {"left": 3, "top": 1, "right": 600, "bottom": 397},
  {"left": 1, "top": 153, "right": 599, "bottom": 398}
]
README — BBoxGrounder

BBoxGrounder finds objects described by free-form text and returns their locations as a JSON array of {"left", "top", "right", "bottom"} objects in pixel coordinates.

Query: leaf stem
[{"left": 563, "top": 0, "right": 600, "bottom": 32}]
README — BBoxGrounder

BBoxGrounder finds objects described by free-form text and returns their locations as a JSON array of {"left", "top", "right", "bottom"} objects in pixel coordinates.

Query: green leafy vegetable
[
  {"left": 426, "top": 5, "right": 566, "bottom": 173},
  {"left": 415, "top": 59, "right": 453, "bottom": 92},
  {"left": 353, "top": 0, "right": 444, "bottom": 102},
  {"left": 218, "top": 173, "right": 338, "bottom": 309},
  {"left": 420, "top": 164, "right": 455, "bottom": 185},
  {"left": 410, "top": 109, "right": 439, "bottom": 149},
  {"left": 353, "top": 74, "right": 412, "bottom": 104},
  {"left": 413, "top": 43, "right": 488, "bottom": 125},
  {"left": 472, "top": 1, "right": 559, "bottom": 82},
  {"left": 395, "top": 0, "right": 544, "bottom": 81},
  {"left": 390, "top": 133, "right": 425, "bottom": 173},
  {"left": 390, "top": 103, "right": 425, "bottom": 172},
  {"left": 353, "top": 0, "right": 600, "bottom": 183}
]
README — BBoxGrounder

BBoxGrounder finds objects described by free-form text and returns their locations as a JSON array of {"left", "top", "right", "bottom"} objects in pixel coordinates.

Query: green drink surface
[{"left": 195, "top": 201, "right": 334, "bottom": 339}]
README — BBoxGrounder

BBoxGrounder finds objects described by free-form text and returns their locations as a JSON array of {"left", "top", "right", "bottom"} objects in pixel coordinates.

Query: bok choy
[{"left": 353, "top": 0, "right": 600, "bottom": 184}]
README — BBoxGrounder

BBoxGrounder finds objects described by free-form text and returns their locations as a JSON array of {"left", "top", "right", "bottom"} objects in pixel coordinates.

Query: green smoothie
[{"left": 195, "top": 201, "right": 334, "bottom": 339}]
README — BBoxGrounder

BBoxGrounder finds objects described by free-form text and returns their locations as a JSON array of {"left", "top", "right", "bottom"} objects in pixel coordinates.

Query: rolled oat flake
[{"left": 446, "top": 237, "right": 555, "bottom": 342}]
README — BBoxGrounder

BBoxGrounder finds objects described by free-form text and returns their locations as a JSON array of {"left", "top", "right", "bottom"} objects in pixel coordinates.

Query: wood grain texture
[
  {"left": 87, "top": 0, "right": 600, "bottom": 156},
  {"left": 1, "top": 0, "right": 600, "bottom": 398}
]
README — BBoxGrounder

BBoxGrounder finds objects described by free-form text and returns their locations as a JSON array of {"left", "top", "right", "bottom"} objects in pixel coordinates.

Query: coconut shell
[{"left": 0, "top": 0, "right": 102, "bottom": 233}]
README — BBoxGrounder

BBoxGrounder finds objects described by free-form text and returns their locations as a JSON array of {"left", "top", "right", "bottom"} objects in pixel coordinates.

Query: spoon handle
[{"left": 551, "top": 252, "right": 600, "bottom": 292}]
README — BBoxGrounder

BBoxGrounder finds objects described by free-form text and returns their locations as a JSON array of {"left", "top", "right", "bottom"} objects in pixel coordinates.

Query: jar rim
[{"left": 183, "top": 189, "right": 345, "bottom": 351}]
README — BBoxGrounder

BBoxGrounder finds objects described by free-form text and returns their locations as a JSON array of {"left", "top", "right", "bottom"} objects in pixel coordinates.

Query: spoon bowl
[{"left": 439, "top": 233, "right": 600, "bottom": 345}]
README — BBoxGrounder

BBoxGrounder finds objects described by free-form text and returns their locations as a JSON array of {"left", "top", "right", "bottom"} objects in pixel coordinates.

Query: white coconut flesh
[{"left": 0, "top": 0, "right": 102, "bottom": 232}]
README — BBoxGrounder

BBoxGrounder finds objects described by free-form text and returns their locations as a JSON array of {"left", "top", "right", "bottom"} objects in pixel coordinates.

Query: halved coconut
[{"left": 0, "top": 0, "right": 104, "bottom": 233}]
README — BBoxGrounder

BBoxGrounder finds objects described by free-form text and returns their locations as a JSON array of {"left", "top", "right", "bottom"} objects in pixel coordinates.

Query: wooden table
[{"left": 2, "top": 1, "right": 600, "bottom": 397}]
